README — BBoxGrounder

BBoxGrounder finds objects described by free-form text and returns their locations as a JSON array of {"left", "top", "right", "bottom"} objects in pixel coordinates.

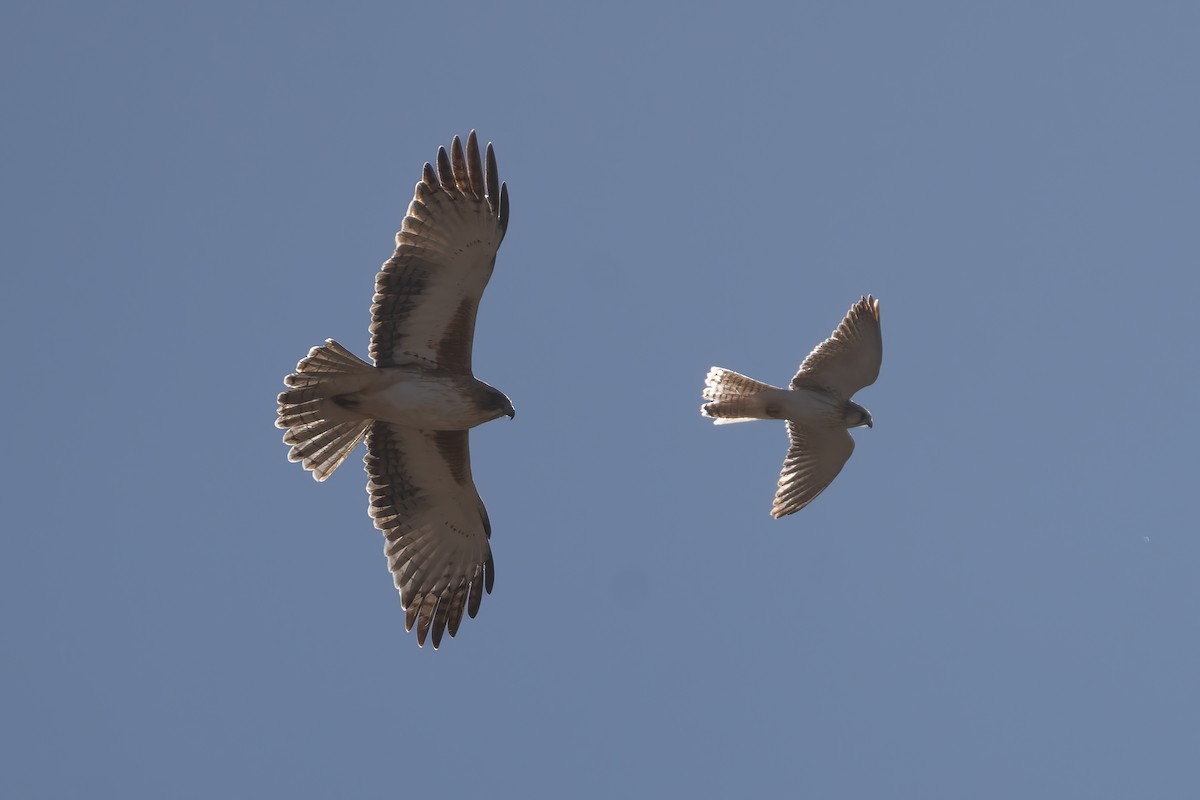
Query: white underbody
[
  {"left": 729, "top": 386, "right": 845, "bottom": 426},
  {"left": 352, "top": 365, "right": 499, "bottom": 430}
]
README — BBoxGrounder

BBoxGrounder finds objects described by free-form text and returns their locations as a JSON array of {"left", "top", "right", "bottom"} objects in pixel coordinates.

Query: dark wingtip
[
  {"left": 415, "top": 604, "right": 433, "bottom": 647},
  {"left": 467, "top": 578, "right": 483, "bottom": 618},
  {"left": 447, "top": 596, "right": 465, "bottom": 638},
  {"left": 464, "top": 131, "right": 484, "bottom": 197},
  {"left": 450, "top": 134, "right": 468, "bottom": 191},
  {"left": 404, "top": 599, "right": 418, "bottom": 634},
  {"left": 436, "top": 146, "right": 453, "bottom": 188},
  {"left": 498, "top": 182, "right": 509, "bottom": 234},
  {"left": 430, "top": 600, "right": 449, "bottom": 649},
  {"left": 485, "top": 142, "right": 500, "bottom": 208}
]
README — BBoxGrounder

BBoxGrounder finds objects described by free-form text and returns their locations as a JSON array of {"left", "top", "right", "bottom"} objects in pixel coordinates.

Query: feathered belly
[
  {"left": 775, "top": 388, "right": 843, "bottom": 425},
  {"left": 356, "top": 371, "right": 495, "bottom": 430}
]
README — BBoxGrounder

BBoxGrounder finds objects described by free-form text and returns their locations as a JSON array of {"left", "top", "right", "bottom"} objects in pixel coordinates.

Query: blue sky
[{"left": 4, "top": 2, "right": 1199, "bottom": 797}]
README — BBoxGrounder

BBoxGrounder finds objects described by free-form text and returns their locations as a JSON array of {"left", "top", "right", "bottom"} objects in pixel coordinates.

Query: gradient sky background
[{"left": 5, "top": 2, "right": 1199, "bottom": 797}]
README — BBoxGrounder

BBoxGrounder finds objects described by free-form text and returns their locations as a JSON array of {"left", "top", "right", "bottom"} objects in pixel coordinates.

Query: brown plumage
[
  {"left": 277, "top": 131, "right": 512, "bottom": 648},
  {"left": 702, "top": 296, "right": 882, "bottom": 516}
]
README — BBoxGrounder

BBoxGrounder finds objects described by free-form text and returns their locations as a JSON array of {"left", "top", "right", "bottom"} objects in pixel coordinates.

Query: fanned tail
[
  {"left": 700, "top": 366, "right": 775, "bottom": 424},
  {"left": 276, "top": 339, "right": 376, "bottom": 481}
]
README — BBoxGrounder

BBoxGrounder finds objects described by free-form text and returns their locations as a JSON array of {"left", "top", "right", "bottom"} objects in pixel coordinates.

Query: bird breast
[
  {"left": 355, "top": 367, "right": 501, "bottom": 430},
  {"left": 772, "top": 387, "right": 845, "bottom": 426}
]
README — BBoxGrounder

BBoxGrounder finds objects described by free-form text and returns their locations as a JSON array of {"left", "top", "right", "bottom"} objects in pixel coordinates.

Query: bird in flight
[
  {"left": 276, "top": 131, "right": 512, "bottom": 648},
  {"left": 701, "top": 296, "right": 882, "bottom": 517}
]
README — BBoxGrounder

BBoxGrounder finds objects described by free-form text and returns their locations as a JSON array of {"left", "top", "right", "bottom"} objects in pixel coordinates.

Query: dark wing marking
[
  {"left": 364, "top": 422, "right": 495, "bottom": 648},
  {"left": 370, "top": 131, "right": 509, "bottom": 371}
]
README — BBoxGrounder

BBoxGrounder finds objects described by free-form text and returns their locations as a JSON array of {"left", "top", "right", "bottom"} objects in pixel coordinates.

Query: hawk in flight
[
  {"left": 701, "top": 296, "right": 882, "bottom": 517},
  {"left": 276, "top": 131, "right": 512, "bottom": 648}
]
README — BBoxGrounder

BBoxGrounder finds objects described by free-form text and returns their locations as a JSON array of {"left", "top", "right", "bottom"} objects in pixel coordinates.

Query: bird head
[
  {"left": 479, "top": 382, "right": 515, "bottom": 421},
  {"left": 846, "top": 401, "right": 872, "bottom": 429}
]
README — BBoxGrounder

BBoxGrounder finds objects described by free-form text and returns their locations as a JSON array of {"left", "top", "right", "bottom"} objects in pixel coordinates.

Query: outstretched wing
[
  {"left": 370, "top": 131, "right": 510, "bottom": 371},
  {"left": 790, "top": 295, "right": 882, "bottom": 397},
  {"left": 364, "top": 422, "right": 495, "bottom": 648},
  {"left": 772, "top": 422, "right": 855, "bottom": 517}
]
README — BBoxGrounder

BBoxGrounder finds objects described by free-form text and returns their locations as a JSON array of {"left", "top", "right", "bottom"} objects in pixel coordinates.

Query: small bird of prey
[
  {"left": 701, "top": 296, "right": 882, "bottom": 517},
  {"left": 276, "top": 131, "right": 512, "bottom": 648}
]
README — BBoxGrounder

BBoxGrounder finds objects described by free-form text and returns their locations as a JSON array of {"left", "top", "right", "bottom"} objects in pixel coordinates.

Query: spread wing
[
  {"left": 370, "top": 131, "right": 510, "bottom": 371},
  {"left": 790, "top": 295, "right": 882, "bottom": 397},
  {"left": 772, "top": 422, "right": 855, "bottom": 517},
  {"left": 364, "top": 422, "right": 495, "bottom": 648}
]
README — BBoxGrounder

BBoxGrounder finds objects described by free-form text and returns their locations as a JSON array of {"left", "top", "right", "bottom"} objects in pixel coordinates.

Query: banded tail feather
[
  {"left": 276, "top": 339, "right": 376, "bottom": 481},
  {"left": 701, "top": 367, "right": 776, "bottom": 424}
]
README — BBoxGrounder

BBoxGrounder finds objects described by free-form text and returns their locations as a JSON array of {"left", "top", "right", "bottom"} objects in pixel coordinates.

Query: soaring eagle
[
  {"left": 701, "top": 296, "right": 882, "bottom": 517},
  {"left": 277, "top": 131, "right": 512, "bottom": 648}
]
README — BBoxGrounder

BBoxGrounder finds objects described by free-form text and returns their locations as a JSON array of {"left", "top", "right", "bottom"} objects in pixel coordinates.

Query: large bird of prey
[
  {"left": 276, "top": 131, "right": 512, "bottom": 648},
  {"left": 701, "top": 296, "right": 882, "bottom": 517}
]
